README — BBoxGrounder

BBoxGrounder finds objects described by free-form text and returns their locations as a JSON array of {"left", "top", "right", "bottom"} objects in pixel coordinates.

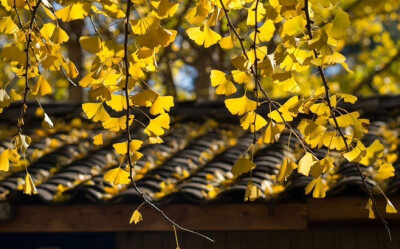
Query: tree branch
[
  {"left": 17, "top": 0, "right": 42, "bottom": 133},
  {"left": 303, "top": 0, "right": 393, "bottom": 243},
  {"left": 217, "top": 0, "right": 316, "bottom": 156},
  {"left": 123, "top": 0, "right": 213, "bottom": 243}
]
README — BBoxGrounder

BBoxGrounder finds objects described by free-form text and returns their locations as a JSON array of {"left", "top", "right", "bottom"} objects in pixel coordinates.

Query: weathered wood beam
[
  {"left": 308, "top": 197, "right": 400, "bottom": 223},
  {"left": 0, "top": 198, "right": 399, "bottom": 233},
  {"left": 0, "top": 203, "right": 307, "bottom": 232}
]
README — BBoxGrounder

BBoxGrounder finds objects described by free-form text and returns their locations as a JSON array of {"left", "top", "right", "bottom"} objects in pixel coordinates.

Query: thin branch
[
  {"left": 122, "top": 0, "right": 214, "bottom": 243},
  {"left": 252, "top": 0, "right": 260, "bottom": 146},
  {"left": 303, "top": 0, "right": 392, "bottom": 243},
  {"left": 60, "top": 67, "right": 78, "bottom": 86},
  {"left": 218, "top": 0, "right": 316, "bottom": 156},
  {"left": 17, "top": 0, "right": 42, "bottom": 133},
  {"left": 89, "top": 15, "right": 105, "bottom": 41}
]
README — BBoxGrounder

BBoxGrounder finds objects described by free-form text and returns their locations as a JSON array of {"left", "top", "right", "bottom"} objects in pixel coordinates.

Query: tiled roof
[{"left": 0, "top": 96, "right": 400, "bottom": 205}]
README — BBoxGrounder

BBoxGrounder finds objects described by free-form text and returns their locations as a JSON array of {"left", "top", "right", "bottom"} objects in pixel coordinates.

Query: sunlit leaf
[
  {"left": 231, "top": 157, "right": 255, "bottom": 177},
  {"left": 130, "top": 210, "right": 143, "bottom": 224},
  {"left": 104, "top": 167, "right": 131, "bottom": 185}
]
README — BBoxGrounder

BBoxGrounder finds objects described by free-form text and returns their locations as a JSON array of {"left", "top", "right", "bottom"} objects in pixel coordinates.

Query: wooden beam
[
  {"left": 308, "top": 197, "right": 400, "bottom": 222},
  {"left": 1, "top": 197, "right": 399, "bottom": 233},
  {"left": 0, "top": 203, "right": 307, "bottom": 233}
]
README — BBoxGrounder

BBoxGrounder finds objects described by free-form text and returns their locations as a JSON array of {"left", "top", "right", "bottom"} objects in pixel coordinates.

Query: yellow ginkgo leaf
[
  {"left": 51, "top": 27, "right": 69, "bottom": 44},
  {"left": 9, "top": 89, "right": 22, "bottom": 101},
  {"left": 305, "top": 177, "right": 326, "bottom": 198},
  {"left": 310, "top": 102, "right": 330, "bottom": 116},
  {"left": 210, "top": 70, "right": 237, "bottom": 96},
  {"left": 130, "top": 209, "right": 143, "bottom": 224},
  {"left": 328, "top": 8, "right": 350, "bottom": 39},
  {"left": 225, "top": 94, "right": 257, "bottom": 116},
  {"left": 104, "top": 167, "right": 131, "bottom": 185},
  {"left": 150, "top": 96, "right": 174, "bottom": 115},
  {"left": 0, "top": 16, "right": 19, "bottom": 34},
  {"left": 360, "top": 140, "right": 384, "bottom": 166},
  {"left": 298, "top": 152, "right": 318, "bottom": 176},
  {"left": 219, "top": 32, "right": 236, "bottom": 49},
  {"left": 250, "top": 19, "right": 275, "bottom": 43},
  {"left": 344, "top": 140, "right": 383, "bottom": 166},
  {"left": 310, "top": 157, "right": 334, "bottom": 178},
  {"left": 82, "top": 102, "right": 110, "bottom": 122},
  {"left": 130, "top": 16, "right": 156, "bottom": 35},
  {"left": 0, "top": 149, "right": 10, "bottom": 172},
  {"left": 149, "top": 136, "right": 163, "bottom": 144},
  {"left": 337, "top": 93, "right": 357, "bottom": 104},
  {"left": 274, "top": 77, "right": 300, "bottom": 93},
  {"left": 282, "top": 15, "right": 306, "bottom": 37},
  {"left": 89, "top": 86, "right": 111, "bottom": 101},
  {"left": 343, "top": 140, "right": 365, "bottom": 162},
  {"left": 184, "top": 0, "right": 212, "bottom": 24},
  {"left": 261, "top": 122, "right": 285, "bottom": 144},
  {"left": 240, "top": 111, "right": 267, "bottom": 132},
  {"left": 8, "top": 149, "right": 20, "bottom": 164},
  {"left": 23, "top": 173, "right": 38, "bottom": 195},
  {"left": 246, "top": 1, "right": 265, "bottom": 26},
  {"left": 231, "top": 157, "right": 256, "bottom": 177},
  {"left": 386, "top": 199, "right": 397, "bottom": 214},
  {"left": 244, "top": 180, "right": 262, "bottom": 202},
  {"left": 113, "top": 140, "right": 143, "bottom": 155},
  {"left": 93, "top": 134, "right": 103, "bottom": 145},
  {"left": 144, "top": 113, "right": 170, "bottom": 137},
  {"left": 277, "top": 157, "right": 298, "bottom": 182},
  {"left": 7, "top": 0, "right": 25, "bottom": 8},
  {"left": 106, "top": 94, "right": 128, "bottom": 112},
  {"left": 231, "top": 70, "right": 252, "bottom": 84},
  {"left": 366, "top": 199, "right": 375, "bottom": 219},
  {"left": 376, "top": 163, "right": 395, "bottom": 180},
  {"left": 152, "top": 0, "right": 179, "bottom": 18},
  {"left": 79, "top": 36, "right": 102, "bottom": 54},
  {"left": 135, "top": 23, "right": 177, "bottom": 49},
  {"left": 131, "top": 90, "right": 159, "bottom": 107},
  {"left": 64, "top": 59, "right": 79, "bottom": 79},
  {"left": 32, "top": 75, "right": 52, "bottom": 96},
  {"left": 55, "top": 3, "right": 90, "bottom": 22},
  {"left": 186, "top": 24, "right": 221, "bottom": 48},
  {"left": 103, "top": 116, "right": 132, "bottom": 132},
  {"left": 268, "top": 96, "right": 300, "bottom": 123}
]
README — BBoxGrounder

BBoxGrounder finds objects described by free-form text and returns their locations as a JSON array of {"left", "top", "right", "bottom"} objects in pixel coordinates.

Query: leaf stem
[{"left": 17, "top": 0, "right": 42, "bottom": 134}]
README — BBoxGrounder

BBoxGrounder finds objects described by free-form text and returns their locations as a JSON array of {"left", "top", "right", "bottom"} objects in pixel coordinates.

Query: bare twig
[
  {"left": 122, "top": 0, "right": 214, "bottom": 243},
  {"left": 303, "top": 0, "right": 392, "bottom": 243}
]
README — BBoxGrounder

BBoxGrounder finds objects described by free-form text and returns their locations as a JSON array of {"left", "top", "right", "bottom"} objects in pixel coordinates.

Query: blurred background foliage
[{"left": 0, "top": 0, "right": 399, "bottom": 103}]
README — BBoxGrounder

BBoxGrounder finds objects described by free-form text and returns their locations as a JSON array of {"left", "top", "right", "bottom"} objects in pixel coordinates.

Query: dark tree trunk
[
  {"left": 194, "top": 48, "right": 211, "bottom": 101},
  {"left": 65, "top": 20, "right": 84, "bottom": 103}
]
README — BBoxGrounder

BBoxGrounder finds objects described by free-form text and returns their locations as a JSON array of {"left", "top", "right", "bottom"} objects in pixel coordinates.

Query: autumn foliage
[{"left": 0, "top": 0, "right": 400, "bottom": 242}]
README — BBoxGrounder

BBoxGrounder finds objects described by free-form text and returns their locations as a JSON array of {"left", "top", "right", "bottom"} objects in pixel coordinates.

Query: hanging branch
[
  {"left": 122, "top": 0, "right": 214, "bottom": 243},
  {"left": 17, "top": 0, "right": 42, "bottom": 133},
  {"left": 218, "top": 0, "right": 315, "bottom": 156},
  {"left": 252, "top": 0, "right": 260, "bottom": 145},
  {"left": 303, "top": 0, "right": 393, "bottom": 243}
]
